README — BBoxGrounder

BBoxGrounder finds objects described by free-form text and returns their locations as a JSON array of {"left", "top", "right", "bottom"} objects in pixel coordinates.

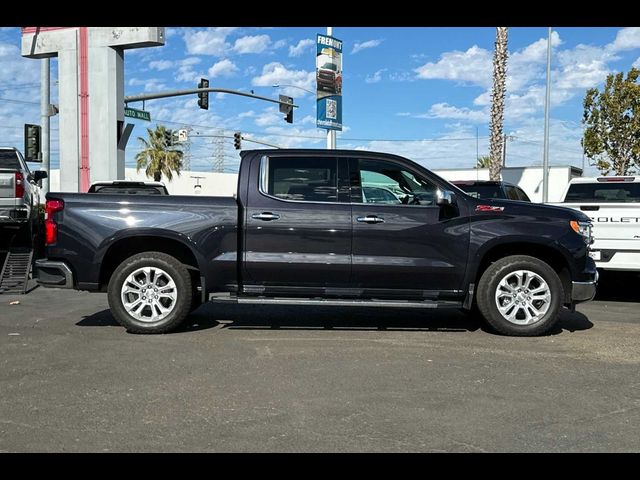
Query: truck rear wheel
[
  {"left": 476, "top": 255, "right": 564, "bottom": 336},
  {"left": 107, "top": 252, "right": 192, "bottom": 334}
]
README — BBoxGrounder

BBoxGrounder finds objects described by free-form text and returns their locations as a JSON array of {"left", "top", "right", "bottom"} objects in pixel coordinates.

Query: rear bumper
[
  {"left": 571, "top": 270, "right": 598, "bottom": 303},
  {"left": 0, "top": 207, "right": 28, "bottom": 223},
  {"left": 34, "top": 259, "right": 74, "bottom": 288}
]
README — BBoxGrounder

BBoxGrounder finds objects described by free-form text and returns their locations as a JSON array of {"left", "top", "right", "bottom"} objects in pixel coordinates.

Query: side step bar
[{"left": 209, "top": 293, "right": 462, "bottom": 309}]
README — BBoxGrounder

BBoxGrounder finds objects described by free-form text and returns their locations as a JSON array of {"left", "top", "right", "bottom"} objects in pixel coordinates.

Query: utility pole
[
  {"left": 40, "top": 58, "right": 50, "bottom": 194},
  {"left": 542, "top": 26, "right": 552, "bottom": 202},
  {"left": 502, "top": 133, "right": 507, "bottom": 167},
  {"left": 213, "top": 129, "right": 224, "bottom": 173},
  {"left": 327, "top": 26, "right": 337, "bottom": 150}
]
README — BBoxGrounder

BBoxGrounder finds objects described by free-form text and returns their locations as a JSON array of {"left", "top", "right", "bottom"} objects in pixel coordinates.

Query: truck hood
[{"left": 469, "top": 197, "right": 592, "bottom": 222}]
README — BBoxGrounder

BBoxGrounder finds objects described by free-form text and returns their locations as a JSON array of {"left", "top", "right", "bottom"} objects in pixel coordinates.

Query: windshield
[
  {"left": 321, "top": 63, "right": 337, "bottom": 71},
  {"left": 565, "top": 183, "right": 640, "bottom": 203}
]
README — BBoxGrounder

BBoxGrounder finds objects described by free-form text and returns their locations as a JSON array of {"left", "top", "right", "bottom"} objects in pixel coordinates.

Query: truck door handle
[
  {"left": 356, "top": 215, "right": 385, "bottom": 224},
  {"left": 251, "top": 212, "right": 280, "bottom": 221}
]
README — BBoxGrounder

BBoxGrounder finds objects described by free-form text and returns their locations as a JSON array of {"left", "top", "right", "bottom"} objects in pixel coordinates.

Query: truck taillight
[
  {"left": 45, "top": 199, "right": 64, "bottom": 245},
  {"left": 15, "top": 172, "right": 24, "bottom": 198}
]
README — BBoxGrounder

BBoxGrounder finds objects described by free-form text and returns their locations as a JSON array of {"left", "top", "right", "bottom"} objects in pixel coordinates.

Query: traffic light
[
  {"left": 24, "top": 124, "right": 42, "bottom": 162},
  {"left": 164, "top": 129, "right": 173, "bottom": 146},
  {"left": 279, "top": 95, "right": 293, "bottom": 124},
  {"left": 233, "top": 132, "right": 241, "bottom": 150},
  {"left": 198, "top": 78, "right": 209, "bottom": 110}
]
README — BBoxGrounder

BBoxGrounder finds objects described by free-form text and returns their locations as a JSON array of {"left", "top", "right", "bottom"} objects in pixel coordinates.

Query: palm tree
[
  {"left": 135, "top": 125, "right": 184, "bottom": 182},
  {"left": 476, "top": 155, "right": 492, "bottom": 169},
  {"left": 489, "top": 27, "right": 508, "bottom": 181}
]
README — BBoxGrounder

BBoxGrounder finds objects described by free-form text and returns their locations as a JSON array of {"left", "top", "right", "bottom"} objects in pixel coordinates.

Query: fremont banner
[{"left": 316, "top": 34, "right": 343, "bottom": 131}]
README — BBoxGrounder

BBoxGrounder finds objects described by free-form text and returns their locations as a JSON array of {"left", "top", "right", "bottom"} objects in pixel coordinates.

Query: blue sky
[{"left": 2, "top": 26, "right": 640, "bottom": 175}]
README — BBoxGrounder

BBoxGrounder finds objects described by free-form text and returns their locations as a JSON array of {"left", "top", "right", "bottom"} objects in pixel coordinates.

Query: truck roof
[{"left": 568, "top": 176, "right": 639, "bottom": 184}]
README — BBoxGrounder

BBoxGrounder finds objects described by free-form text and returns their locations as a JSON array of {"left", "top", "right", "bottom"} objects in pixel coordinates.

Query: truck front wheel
[
  {"left": 107, "top": 252, "right": 192, "bottom": 334},
  {"left": 476, "top": 255, "right": 564, "bottom": 336}
]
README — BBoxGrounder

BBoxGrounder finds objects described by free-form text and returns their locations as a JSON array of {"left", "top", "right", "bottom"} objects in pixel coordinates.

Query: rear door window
[{"left": 262, "top": 157, "right": 338, "bottom": 203}]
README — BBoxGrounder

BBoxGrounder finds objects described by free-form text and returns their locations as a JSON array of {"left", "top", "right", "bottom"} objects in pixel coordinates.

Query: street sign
[
  {"left": 124, "top": 107, "right": 151, "bottom": 121},
  {"left": 178, "top": 129, "right": 188, "bottom": 142}
]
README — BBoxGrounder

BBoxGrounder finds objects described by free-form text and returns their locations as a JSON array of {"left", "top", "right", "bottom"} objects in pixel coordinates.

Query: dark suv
[{"left": 452, "top": 180, "right": 531, "bottom": 202}]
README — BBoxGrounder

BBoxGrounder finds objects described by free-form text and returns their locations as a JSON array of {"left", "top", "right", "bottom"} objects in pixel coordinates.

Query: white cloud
[
  {"left": 365, "top": 69, "right": 387, "bottom": 84},
  {"left": 289, "top": 39, "right": 314, "bottom": 57},
  {"left": 148, "top": 60, "right": 174, "bottom": 71},
  {"left": 208, "top": 59, "right": 239, "bottom": 78},
  {"left": 608, "top": 27, "right": 640, "bottom": 52},
  {"left": 556, "top": 44, "right": 616, "bottom": 90},
  {"left": 414, "top": 45, "right": 493, "bottom": 87},
  {"left": 352, "top": 39, "right": 383, "bottom": 54},
  {"left": 418, "top": 103, "right": 488, "bottom": 123},
  {"left": 183, "top": 27, "right": 237, "bottom": 56},
  {"left": 233, "top": 35, "right": 271, "bottom": 54},
  {"left": 127, "top": 77, "right": 167, "bottom": 92},
  {"left": 251, "top": 62, "right": 315, "bottom": 96},
  {"left": 175, "top": 57, "right": 203, "bottom": 83},
  {"left": 273, "top": 39, "right": 287, "bottom": 49}
]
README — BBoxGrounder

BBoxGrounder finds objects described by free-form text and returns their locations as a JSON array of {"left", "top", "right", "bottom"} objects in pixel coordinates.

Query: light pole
[
  {"left": 542, "top": 26, "right": 552, "bottom": 203},
  {"left": 326, "top": 26, "right": 336, "bottom": 150}
]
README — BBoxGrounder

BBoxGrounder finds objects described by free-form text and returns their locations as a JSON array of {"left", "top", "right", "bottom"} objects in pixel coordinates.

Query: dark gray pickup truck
[{"left": 36, "top": 149, "right": 598, "bottom": 336}]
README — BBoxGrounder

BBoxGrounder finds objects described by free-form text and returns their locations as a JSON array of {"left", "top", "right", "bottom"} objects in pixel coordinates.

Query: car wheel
[
  {"left": 476, "top": 255, "right": 564, "bottom": 336},
  {"left": 107, "top": 251, "right": 192, "bottom": 334}
]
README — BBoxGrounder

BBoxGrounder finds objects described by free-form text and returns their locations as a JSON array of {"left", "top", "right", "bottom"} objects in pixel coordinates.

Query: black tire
[
  {"left": 476, "top": 255, "right": 564, "bottom": 336},
  {"left": 107, "top": 252, "right": 192, "bottom": 334}
]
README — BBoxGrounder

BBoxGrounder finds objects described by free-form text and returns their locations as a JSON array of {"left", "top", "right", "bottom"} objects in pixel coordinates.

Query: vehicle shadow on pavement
[
  {"left": 193, "top": 304, "right": 484, "bottom": 333},
  {"left": 77, "top": 305, "right": 593, "bottom": 336},
  {"left": 188, "top": 304, "right": 593, "bottom": 336}
]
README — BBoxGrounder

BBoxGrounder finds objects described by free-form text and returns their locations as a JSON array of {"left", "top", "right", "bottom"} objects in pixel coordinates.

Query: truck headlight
[{"left": 570, "top": 220, "right": 593, "bottom": 245}]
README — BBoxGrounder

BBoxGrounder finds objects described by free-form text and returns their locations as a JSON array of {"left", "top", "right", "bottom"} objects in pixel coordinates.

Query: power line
[
  {"left": 0, "top": 97, "right": 40, "bottom": 106},
  {"left": 152, "top": 116, "right": 493, "bottom": 143}
]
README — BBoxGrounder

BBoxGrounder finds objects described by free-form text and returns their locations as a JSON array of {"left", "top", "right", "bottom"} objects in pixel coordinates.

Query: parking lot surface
[{"left": 1, "top": 276, "right": 639, "bottom": 452}]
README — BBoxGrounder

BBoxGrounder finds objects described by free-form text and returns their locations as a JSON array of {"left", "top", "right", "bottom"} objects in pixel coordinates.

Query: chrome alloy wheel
[
  {"left": 120, "top": 267, "right": 177, "bottom": 322},
  {"left": 494, "top": 270, "right": 551, "bottom": 325}
]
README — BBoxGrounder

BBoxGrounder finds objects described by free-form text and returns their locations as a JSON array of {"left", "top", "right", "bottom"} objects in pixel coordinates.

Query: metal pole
[
  {"left": 502, "top": 133, "right": 507, "bottom": 167},
  {"left": 327, "top": 26, "right": 336, "bottom": 150},
  {"left": 40, "top": 58, "right": 50, "bottom": 194},
  {"left": 542, "top": 26, "right": 552, "bottom": 202}
]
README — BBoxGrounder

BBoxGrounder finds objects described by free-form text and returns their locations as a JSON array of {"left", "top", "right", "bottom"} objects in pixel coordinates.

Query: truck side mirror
[
  {"left": 33, "top": 170, "right": 48, "bottom": 182},
  {"left": 436, "top": 189, "right": 456, "bottom": 207}
]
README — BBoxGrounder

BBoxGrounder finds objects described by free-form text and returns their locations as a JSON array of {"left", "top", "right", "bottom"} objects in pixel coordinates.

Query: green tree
[
  {"left": 489, "top": 27, "right": 508, "bottom": 181},
  {"left": 476, "top": 155, "right": 492, "bottom": 168},
  {"left": 135, "top": 125, "right": 184, "bottom": 182},
  {"left": 583, "top": 67, "right": 640, "bottom": 176}
]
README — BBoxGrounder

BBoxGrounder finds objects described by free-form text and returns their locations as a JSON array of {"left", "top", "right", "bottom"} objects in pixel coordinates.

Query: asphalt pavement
[{"left": 0, "top": 274, "right": 639, "bottom": 452}]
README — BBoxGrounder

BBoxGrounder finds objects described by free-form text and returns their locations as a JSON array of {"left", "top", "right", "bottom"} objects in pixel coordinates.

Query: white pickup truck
[{"left": 550, "top": 176, "right": 640, "bottom": 272}]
